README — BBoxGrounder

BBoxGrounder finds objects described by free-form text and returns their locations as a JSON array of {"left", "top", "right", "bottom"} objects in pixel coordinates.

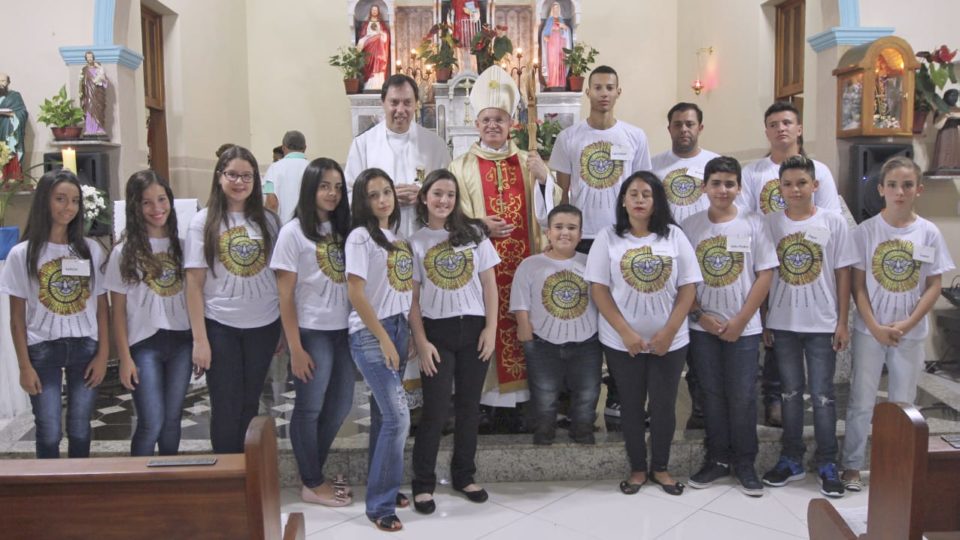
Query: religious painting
[{"left": 354, "top": 0, "right": 392, "bottom": 92}]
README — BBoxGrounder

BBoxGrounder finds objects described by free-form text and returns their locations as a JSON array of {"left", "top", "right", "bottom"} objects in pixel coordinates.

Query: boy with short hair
[
  {"left": 682, "top": 156, "right": 778, "bottom": 497},
  {"left": 761, "top": 155, "right": 857, "bottom": 498},
  {"left": 510, "top": 204, "right": 601, "bottom": 445}
]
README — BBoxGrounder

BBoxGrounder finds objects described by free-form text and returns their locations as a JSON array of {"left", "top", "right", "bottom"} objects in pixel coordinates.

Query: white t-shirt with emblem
[
  {"left": 738, "top": 157, "right": 842, "bottom": 216},
  {"left": 651, "top": 149, "right": 721, "bottom": 224},
  {"left": 680, "top": 208, "right": 779, "bottom": 336},
  {"left": 549, "top": 120, "right": 652, "bottom": 239},
  {"left": 510, "top": 252, "right": 598, "bottom": 345},
  {"left": 269, "top": 219, "right": 350, "bottom": 331},
  {"left": 410, "top": 226, "right": 500, "bottom": 320},
  {"left": 104, "top": 237, "right": 190, "bottom": 346},
  {"left": 184, "top": 209, "right": 280, "bottom": 329},
  {"left": 345, "top": 227, "right": 414, "bottom": 334},
  {"left": 852, "top": 214, "right": 955, "bottom": 341},
  {"left": 0, "top": 239, "right": 106, "bottom": 345},
  {"left": 765, "top": 208, "right": 857, "bottom": 333},
  {"left": 584, "top": 225, "right": 703, "bottom": 352}
]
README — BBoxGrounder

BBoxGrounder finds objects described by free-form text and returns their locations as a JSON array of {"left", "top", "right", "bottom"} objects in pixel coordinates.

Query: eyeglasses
[{"left": 220, "top": 170, "right": 255, "bottom": 184}]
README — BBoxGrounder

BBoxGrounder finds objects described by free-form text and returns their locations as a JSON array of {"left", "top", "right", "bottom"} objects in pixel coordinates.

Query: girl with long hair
[
  {"left": 269, "top": 158, "right": 355, "bottom": 506},
  {"left": 105, "top": 170, "right": 191, "bottom": 456},
  {"left": 408, "top": 169, "right": 498, "bottom": 514},
  {"left": 345, "top": 168, "right": 414, "bottom": 532},
  {"left": 0, "top": 169, "right": 108, "bottom": 458},
  {"left": 184, "top": 145, "right": 282, "bottom": 454},
  {"left": 585, "top": 171, "right": 702, "bottom": 496}
]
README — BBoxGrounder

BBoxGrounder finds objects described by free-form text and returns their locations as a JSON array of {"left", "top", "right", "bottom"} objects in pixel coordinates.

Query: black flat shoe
[
  {"left": 455, "top": 486, "right": 489, "bottom": 503},
  {"left": 619, "top": 476, "right": 647, "bottom": 495},
  {"left": 650, "top": 473, "right": 685, "bottom": 496},
  {"left": 413, "top": 495, "right": 436, "bottom": 515},
  {"left": 369, "top": 514, "right": 403, "bottom": 532},
  {"left": 395, "top": 492, "right": 410, "bottom": 508}
]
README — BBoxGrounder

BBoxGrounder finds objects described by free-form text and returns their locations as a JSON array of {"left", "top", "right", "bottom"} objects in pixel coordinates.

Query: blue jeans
[
  {"left": 27, "top": 337, "right": 100, "bottom": 458},
  {"left": 290, "top": 328, "right": 355, "bottom": 488},
  {"left": 773, "top": 330, "right": 838, "bottom": 465},
  {"left": 349, "top": 314, "right": 410, "bottom": 520},
  {"left": 205, "top": 317, "right": 282, "bottom": 454},
  {"left": 689, "top": 331, "right": 761, "bottom": 466},
  {"left": 523, "top": 334, "right": 602, "bottom": 436},
  {"left": 129, "top": 329, "right": 193, "bottom": 456}
]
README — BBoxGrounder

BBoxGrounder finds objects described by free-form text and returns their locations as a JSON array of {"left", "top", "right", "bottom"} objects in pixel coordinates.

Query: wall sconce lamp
[{"left": 692, "top": 46, "right": 714, "bottom": 95}]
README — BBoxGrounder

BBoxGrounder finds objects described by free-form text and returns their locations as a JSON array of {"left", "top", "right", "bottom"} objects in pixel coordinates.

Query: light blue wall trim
[
  {"left": 808, "top": 27, "right": 895, "bottom": 53},
  {"left": 59, "top": 46, "right": 144, "bottom": 70},
  {"left": 838, "top": 0, "right": 860, "bottom": 27},
  {"left": 93, "top": 0, "right": 116, "bottom": 45}
]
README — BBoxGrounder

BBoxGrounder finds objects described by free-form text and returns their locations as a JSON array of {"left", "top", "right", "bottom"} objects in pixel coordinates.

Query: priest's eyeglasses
[{"left": 221, "top": 170, "right": 255, "bottom": 183}]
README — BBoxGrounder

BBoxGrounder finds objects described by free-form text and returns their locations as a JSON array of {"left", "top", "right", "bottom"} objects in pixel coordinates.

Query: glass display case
[{"left": 833, "top": 36, "right": 919, "bottom": 138}]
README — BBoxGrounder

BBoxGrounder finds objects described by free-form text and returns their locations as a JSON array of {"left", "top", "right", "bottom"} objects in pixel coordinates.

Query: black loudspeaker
[
  {"left": 848, "top": 143, "right": 913, "bottom": 223},
  {"left": 43, "top": 151, "right": 111, "bottom": 236}
]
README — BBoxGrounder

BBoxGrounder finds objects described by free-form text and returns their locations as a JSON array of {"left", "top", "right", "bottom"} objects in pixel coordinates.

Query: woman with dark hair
[
  {"left": 408, "top": 169, "right": 499, "bottom": 514},
  {"left": 585, "top": 171, "right": 702, "bottom": 496},
  {"left": 184, "top": 145, "right": 282, "bottom": 454},
  {"left": 0, "top": 169, "right": 109, "bottom": 458},
  {"left": 270, "top": 158, "right": 355, "bottom": 506},
  {"left": 105, "top": 170, "right": 190, "bottom": 456},
  {"left": 345, "top": 168, "right": 414, "bottom": 532}
]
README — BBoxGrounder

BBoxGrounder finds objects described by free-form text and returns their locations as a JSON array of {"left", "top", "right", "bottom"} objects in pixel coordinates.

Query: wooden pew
[
  {"left": 0, "top": 416, "right": 305, "bottom": 540},
  {"left": 808, "top": 402, "right": 960, "bottom": 540}
]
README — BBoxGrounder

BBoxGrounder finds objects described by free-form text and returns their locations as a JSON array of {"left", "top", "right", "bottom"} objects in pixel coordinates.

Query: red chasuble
[{"left": 477, "top": 154, "right": 530, "bottom": 392}]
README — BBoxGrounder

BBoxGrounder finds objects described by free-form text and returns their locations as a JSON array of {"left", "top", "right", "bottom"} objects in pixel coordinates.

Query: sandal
[
  {"left": 395, "top": 492, "right": 410, "bottom": 508},
  {"left": 301, "top": 484, "right": 351, "bottom": 507},
  {"left": 650, "top": 471, "right": 685, "bottom": 496},
  {"left": 369, "top": 514, "right": 403, "bottom": 532},
  {"left": 619, "top": 474, "right": 647, "bottom": 495},
  {"left": 842, "top": 470, "right": 863, "bottom": 492},
  {"left": 332, "top": 474, "right": 353, "bottom": 498}
]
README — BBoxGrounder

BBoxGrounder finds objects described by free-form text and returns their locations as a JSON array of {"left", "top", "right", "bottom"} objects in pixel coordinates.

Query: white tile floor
[{"left": 280, "top": 475, "right": 869, "bottom": 539}]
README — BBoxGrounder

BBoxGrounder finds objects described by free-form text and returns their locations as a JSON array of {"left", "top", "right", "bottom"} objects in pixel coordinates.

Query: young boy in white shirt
[
  {"left": 511, "top": 205, "right": 601, "bottom": 445},
  {"left": 760, "top": 155, "right": 857, "bottom": 498}
]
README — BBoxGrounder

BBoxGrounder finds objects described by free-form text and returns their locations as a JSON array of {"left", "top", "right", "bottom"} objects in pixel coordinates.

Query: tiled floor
[{"left": 278, "top": 475, "right": 869, "bottom": 539}]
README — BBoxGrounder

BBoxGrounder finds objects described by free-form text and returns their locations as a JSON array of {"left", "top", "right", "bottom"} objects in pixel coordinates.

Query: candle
[{"left": 61, "top": 147, "right": 77, "bottom": 173}]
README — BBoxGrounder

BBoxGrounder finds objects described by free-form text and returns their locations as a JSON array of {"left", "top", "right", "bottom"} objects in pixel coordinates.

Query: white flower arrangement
[{"left": 80, "top": 184, "right": 109, "bottom": 232}]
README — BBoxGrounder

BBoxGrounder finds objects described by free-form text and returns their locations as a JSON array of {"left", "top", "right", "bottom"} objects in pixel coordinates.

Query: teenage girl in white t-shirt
[
  {"left": 586, "top": 170, "right": 702, "bottom": 497},
  {"left": 270, "top": 158, "right": 355, "bottom": 507},
  {"left": 345, "top": 168, "right": 414, "bottom": 532},
  {"left": 105, "top": 171, "right": 191, "bottom": 457},
  {"left": 184, "top": 145, "right": 282, "bottom": 454},
  {"left": 0, "top": 169, "right": 108, "bottom": 458},
  {"left": 408, "top": 169, "right": 499, "bottom": 514}
]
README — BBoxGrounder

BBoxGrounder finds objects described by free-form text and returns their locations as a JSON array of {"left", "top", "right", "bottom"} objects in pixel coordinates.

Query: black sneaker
[
  {"left": 818, "top": 463, "right": 845, "bottom": 498},
  {"left": 762, "top": 456, "right": 805, "bottom": 487},
  {"left": 604, "top": 400, "right": 621, "bottom": 418},
  {"left": 735, "top": 465, "right": 765, "bottom": 497},
  {"left": 687, "top": 461, "right": 730, "bottom": 489}
]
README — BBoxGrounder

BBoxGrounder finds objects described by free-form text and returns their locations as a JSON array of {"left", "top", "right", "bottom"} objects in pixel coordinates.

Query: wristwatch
[{"left": 689, "top": 308, "right": 704, "bottom": 323}]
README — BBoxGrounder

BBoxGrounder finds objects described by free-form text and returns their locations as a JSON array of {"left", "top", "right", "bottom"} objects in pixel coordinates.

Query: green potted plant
[
  {"left": 509, "top": 114, "right": 564, "bottom": 160},
  {"left": 914, "top": 45, "right": 957, "bottom": 133},
  {"left": 562, "top": 42, "right": 599, "bottom": 92},
  {"left": 329, "top": 46, "right": 369, "bottom": 94},
  {"left": 37, "top": 85, "right": 85, "bottom": 140},
  {"left": 419, "top": 23, "right": 460, "bottom": 82}
]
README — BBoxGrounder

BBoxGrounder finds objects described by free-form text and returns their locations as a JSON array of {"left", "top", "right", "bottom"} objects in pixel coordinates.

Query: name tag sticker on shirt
[
  {"left": 914, "top": 245, "right": 935, "bottom": 264},
  {"left": 610, "top": 145, "right": 632, "bottom": 161},
  {"left": 651, "top": 245, "right": 674, "bottom": 258},
  {"left": 61, "top": 259, "right": 90, "bottom": 277},
  {"left": 246, "top": 226, "right": 263, "bottom": 240},
  {"left": 453, "top": 242, "right": 477, "bottom": 253},
  {"left": 726, "top": 235, "right": 751, "bottom": 253},
  {"left": 803, "top": 227, "right": 830, "bottom": 246}
]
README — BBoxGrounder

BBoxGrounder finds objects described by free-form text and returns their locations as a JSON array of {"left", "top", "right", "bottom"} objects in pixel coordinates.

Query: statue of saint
[
  {"left": 931, "top": 88, "right": 960, "bottom": 174},
  {"left": 79, "top": 51, "right": 109, "bottom": 139},
  {"left": 541, "top": 2, "right": 572, "bottom": 89},
  {"left": 0, "top": 73, "right": 27, "bottom": 178},
  {"left": 356, "top": 5, "right": 391, "bottom": 91}
]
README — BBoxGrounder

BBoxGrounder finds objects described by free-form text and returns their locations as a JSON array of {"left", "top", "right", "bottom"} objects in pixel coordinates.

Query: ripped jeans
[{"left": 772, "top": 330, "right": 838, "bottom": 466}]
